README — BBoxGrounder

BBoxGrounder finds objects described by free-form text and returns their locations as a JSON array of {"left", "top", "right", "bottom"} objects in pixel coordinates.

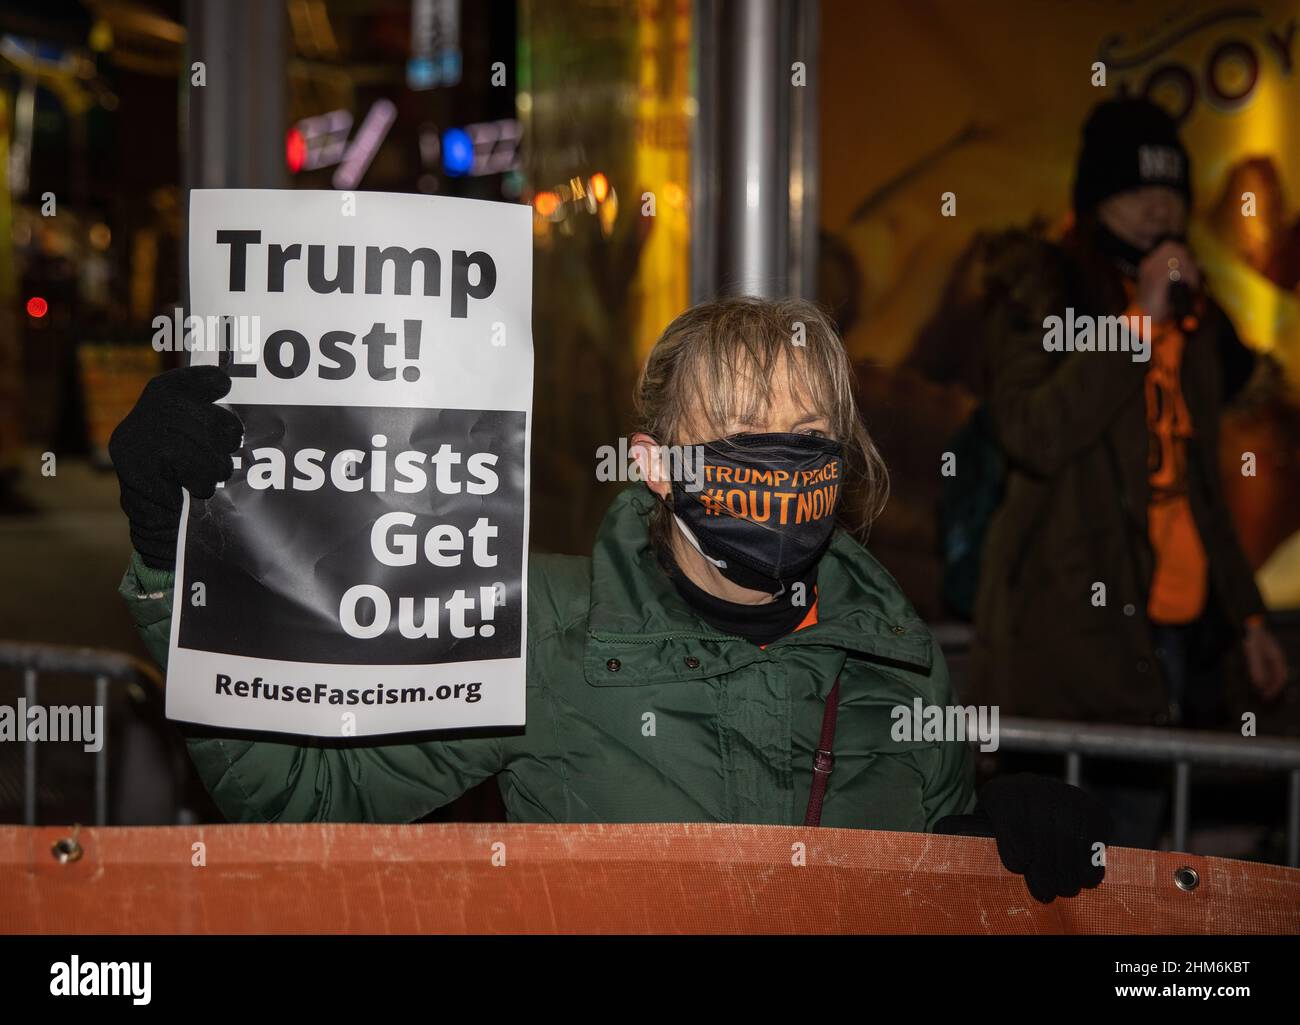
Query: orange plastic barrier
[{"left": 1, "top": 823, "right": 1297, "bottom": 934}]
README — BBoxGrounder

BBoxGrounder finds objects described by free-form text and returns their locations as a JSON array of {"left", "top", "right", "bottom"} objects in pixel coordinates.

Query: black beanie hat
[{"left": 1072, "top": 98, "right": 1191, "bottom": 214}]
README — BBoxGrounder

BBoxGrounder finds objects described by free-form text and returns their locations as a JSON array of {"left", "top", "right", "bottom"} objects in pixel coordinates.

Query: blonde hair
[{"left": 634, "top": 296, "right": 889, "bottom": 548}]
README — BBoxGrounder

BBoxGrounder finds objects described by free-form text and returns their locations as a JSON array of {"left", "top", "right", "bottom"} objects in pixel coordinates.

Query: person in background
[{"left": 972, "top": 98, "right": 1289, "bottom": 848}]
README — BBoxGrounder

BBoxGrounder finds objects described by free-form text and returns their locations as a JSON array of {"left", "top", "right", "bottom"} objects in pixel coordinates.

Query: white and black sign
[{"left": 167, "top": 190, "right": 532, "bottom": 738}]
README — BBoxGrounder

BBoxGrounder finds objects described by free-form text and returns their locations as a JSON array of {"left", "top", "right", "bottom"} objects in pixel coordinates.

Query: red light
[
  {"left": 286, "top": 128, "right": 307, "bottom": 174},
  {"left": 26, "top": 296, "right": 48, "bottom": 319}
]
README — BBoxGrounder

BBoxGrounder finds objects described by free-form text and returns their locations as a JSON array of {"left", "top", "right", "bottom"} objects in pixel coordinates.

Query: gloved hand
[
  {"left": 981, "top": 773, "right": 1112, "bottom": 903},
  {"left": 935, "top": 773, "right": 1113, "bottom": 904},
  {"left": 108, "top": 365, "right": 243, "bottom": 571}
]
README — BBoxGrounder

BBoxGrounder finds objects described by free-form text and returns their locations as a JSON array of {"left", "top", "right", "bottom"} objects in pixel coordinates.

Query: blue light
[
  {"left": 442, "top": 128, "right": 474, "bottom": 176},
  {"left": 407, "top": 56, "right": 436, "bottom": 90},
  {"left": 436, "top": 51, "right": 463, "bottom": 87}
]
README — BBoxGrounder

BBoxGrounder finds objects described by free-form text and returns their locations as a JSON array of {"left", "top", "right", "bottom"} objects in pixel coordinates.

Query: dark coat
[{"left": 970, "top": 234, "right": 1263, "bottom": 725}]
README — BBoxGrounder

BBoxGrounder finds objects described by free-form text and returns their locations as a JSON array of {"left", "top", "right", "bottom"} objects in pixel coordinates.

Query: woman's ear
[{"left": 629, "top": 432, "right": 672, "bottom": 500}]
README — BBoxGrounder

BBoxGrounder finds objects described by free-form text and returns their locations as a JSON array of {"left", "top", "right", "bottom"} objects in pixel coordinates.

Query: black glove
[
  {"left": 935, "top": 773, "right": 1113, "bottom": 904},
  {"left": 109, "top": 365, "right": 243, "bottom": 571}
]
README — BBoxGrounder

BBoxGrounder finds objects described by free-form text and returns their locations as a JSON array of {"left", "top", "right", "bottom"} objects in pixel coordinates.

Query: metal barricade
[
  {"left": 998, "top": 716, "right": 1300, "bottom": 866},
  {"left": 0, "top": 641, "right": 165, "bottom": 826},
  {"left": 6, "top": 630, "right": 1298, "bottom": 859},
  {"left": 937, "top": 619, "right": 1300, "bottom": 866}
]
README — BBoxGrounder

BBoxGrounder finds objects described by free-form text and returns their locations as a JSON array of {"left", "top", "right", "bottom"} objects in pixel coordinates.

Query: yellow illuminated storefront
[{"left": 519, "top": 0, "right": 694, "bottom": 552}]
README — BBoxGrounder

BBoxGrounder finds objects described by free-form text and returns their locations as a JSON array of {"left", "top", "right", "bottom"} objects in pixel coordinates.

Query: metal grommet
[
  {"left": 605, "top": 658, "right": 621, "bottom": 673},
  {"left": 684, "top": 656, "right": 700, "bottom": 669},
  {"left": 1174, "top": 866, "right": 1200, "bottom": 892},
  {"left": 1123, "top": 603, "right": 1135, "bottom": 616},
  {"left": 892, "top": 625, "right": 906, "bottom": 635},
  {"left": 51, "top": 836, "right": 83, "bottom": 864}
]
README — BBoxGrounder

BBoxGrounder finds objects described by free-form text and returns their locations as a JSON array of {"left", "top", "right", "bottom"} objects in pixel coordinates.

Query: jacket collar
[{"left": 582, "top": 487, "right": 933, "bottom": 686}]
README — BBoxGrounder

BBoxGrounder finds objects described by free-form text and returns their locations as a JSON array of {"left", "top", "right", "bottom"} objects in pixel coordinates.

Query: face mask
[
  {"left": 668, "top": 432, "right": 844, "bottom": 593},
  {"left": 1094, "top": 222, "right": 1156, "bottom": 279}
]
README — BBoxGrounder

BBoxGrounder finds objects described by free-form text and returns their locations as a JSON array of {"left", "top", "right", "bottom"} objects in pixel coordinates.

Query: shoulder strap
[{"left": 803, "top": 677, "right": 841, "bottom": 827}]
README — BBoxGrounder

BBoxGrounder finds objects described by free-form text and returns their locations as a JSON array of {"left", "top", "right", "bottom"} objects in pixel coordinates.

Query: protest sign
[{"left": 166, "top": 189, "right": 531, "bottom": 738}]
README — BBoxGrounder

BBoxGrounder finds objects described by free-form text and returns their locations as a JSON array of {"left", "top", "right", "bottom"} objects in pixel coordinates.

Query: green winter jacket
[{"left": 119, "top": 486, "right": 976, "bottom": 828}]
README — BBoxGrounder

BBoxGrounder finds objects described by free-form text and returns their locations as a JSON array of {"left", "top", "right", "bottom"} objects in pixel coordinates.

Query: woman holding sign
[{"left": 112, "top": 296, "right": 1108, "bottom": 904}]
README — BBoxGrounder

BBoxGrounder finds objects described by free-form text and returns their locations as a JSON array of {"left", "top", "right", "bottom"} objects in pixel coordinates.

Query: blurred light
[
  {"left": 418, "top": 173, "right": 439, "bottom": 193},
  {"left": 418, "top": 122, "right": 441, "bottom": 168},
  {"left": 442, "top": 127, "right": 473, "bottom": 176},
  {"left": 333, "top": 100, "right": 397, "bottom": 190},
  {"left": 437, "top": 51, "right": 463, "bottom": 86},
  {"left": 590, "top": 172, "right": 610, "bottom": 203},
  {"left": 408, "top": 0, "right": 461, "bottom": 89},
  {"left": 293, "top": 110, "right": 352, "bottom": 172},
  {"left": 533, "top": 191, "right": 561, "bottom": 218},
  {"left": 407, "top": 56, "right": 436, "bottom": 90},
  {"left": 2, "top": 34, "right": 71, "bottom": 68},
  {"left": 26, "top": 296, "right": 48, "bottom": 318},
  {"left": 464, "top": 119, "right": 520, "bottom": 176},
  {"left": 516, "top": 92, "right": 533, "bottom": 115},
  {"left": 286, "top": 128, "right": 307, "bottom": 173},
  {"left": 598, "top": 191, "right": 619, "bottom": 237},
  {"left": 88, "top": 20, "right": 113, "bottom": 52},
  {"left": 89, "top": 223, "right": 111, "bottom": 250},
  {"left": 664, "top": 181, "right": 686, "bottom": 209}
]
